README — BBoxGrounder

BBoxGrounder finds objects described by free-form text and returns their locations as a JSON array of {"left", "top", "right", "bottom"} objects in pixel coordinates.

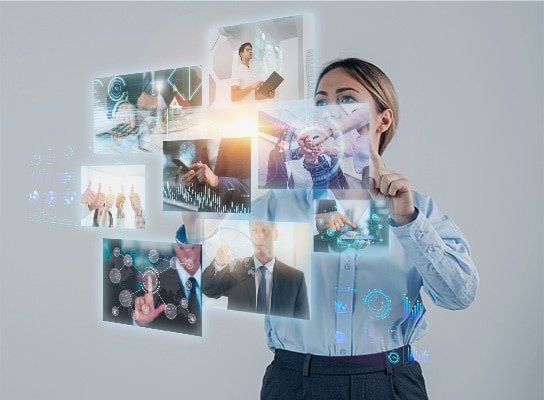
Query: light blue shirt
[{"left": 246, "top": 189, "right": 478, "bottom": 356}]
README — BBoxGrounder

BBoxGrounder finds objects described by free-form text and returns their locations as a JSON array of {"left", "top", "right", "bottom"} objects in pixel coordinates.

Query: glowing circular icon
[
  {"left": 326, "top": 227, "right": 335, "bottom": 237},
  {"left": 64, "top": 191, "right": 77, "bottom": 205},
  {"left": 178, "top": 141, "right": 196, "bottom": 166},
  {"left": 363, "top": 289, "right": 391, "bottom": 319},
  {"left": 141, "top": 268, "right": 159, "bottom": 293},
  {"left": 180, "top": 298, "right": 188, "bottom": 309},
  {"left": 318, "top": 218, "right": 325, "bottom": 225},
  {"left": 28, "top": 190, "right": 40, "bottom": 204},
  {"left": 31, "top": 154, "right": 41, "bottom": 166},
  {"left": 44, "top": 149, "right": 56, "bottom": 165},
  {"left": 170, "top": 257, "right": 179, "bottom": 269},
  {"left": 148, "top": 249, "right": 159, "bottom": 263},
  {"left": 387, "top": 351, "right": 400, "bottom": 364},
  {"left": 112, "top": 306, "right": 119, "bottom": 317},
  {"left": 45, "top": 191, "right": 57, "bottom": 206},
  {"left": 187, "top": 313, "right": 197, "bottom": 325},
  {"left": 108, "top": 76, "right": 126, "bottom": 102},
  {"left": 123, "top": 255, "right": 132, "bottom": 266},
  {"left": 141, "top": 304, "right": 150, "bottom": 315},
  {"left": 93, "top": 79, "right": 104, "bottom": 104},
  {"left": 165, "top": 303, "right": 177, "bottom": 320},
  {"left": 119, "top": 290, "right": 132, "bottom": 307},
  {"left": 63, "top": 146, "right": 74, "bottom": 159},
  {"left": 109, "top": 268, "right": 121, "bottom": 284},
  {"left": 185, "top": 279, "right": 193, "bottom": 291},
  {"left": 113, "top": 247, "right": 121, "bottom": 257}
]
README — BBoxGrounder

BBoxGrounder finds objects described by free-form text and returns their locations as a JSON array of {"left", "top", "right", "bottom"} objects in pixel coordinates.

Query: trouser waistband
[{"left": 274, "top": 345, "right": 413, "bottom": 376}]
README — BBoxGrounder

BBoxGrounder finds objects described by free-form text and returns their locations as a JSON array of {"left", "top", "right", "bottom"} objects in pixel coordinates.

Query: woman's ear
[{"left": 376, "top": 109, "right": 393, "bottom": 134}]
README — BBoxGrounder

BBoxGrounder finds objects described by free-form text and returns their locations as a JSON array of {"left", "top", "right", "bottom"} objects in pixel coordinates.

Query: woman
[{"left": 257, "top": 58, "right": 479, "bottom": 399}]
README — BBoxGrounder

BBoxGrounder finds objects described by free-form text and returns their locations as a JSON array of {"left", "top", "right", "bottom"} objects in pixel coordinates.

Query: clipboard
[{"left": 256, "top": 71, "right": 284, "bottom": 96}]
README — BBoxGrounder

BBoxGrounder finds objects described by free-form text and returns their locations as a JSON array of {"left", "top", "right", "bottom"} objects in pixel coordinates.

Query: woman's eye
[
  {"left": 339, "top": 96, "right": 357, "bottom": 104},
  {"left": 315, "top": 99, "right": 327, "bottom": 107}
]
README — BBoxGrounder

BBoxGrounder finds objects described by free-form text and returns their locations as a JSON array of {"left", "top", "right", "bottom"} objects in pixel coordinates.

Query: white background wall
[{"left": 1, "top": 2, "right": 542, "bottom": 400}]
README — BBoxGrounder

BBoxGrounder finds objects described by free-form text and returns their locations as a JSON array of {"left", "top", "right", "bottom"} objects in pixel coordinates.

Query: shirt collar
[
  {"left": 253, "top": 256, "right": 275, "bottom": 274},
  {"left": 175, "top": 259, "right": 201, "bottom": 288}
]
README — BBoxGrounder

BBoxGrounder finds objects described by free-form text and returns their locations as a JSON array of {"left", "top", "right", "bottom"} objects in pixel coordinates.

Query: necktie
[
  {"left": 187, "top": 277, "right": 201, "bottom": 323},
  {"left": 256, "top": 266, "right": 267, "bottom": 314}
]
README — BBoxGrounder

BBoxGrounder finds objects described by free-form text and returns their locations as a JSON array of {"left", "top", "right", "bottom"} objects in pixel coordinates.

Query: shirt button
[
  {"left": 426, "top": 245, "right": 435, "bottom": 253},
  {"left": 344, "top": 263, "right": 351, "bottom": 270},
  {"left": 340, "top": 348, "right": 347, "bottom": 355},
  {"left": 415, "top": 230, "right": 424, "bottom": 239},
  {"left": 442, "top": 215, "right": 448, "bottom": 221}
]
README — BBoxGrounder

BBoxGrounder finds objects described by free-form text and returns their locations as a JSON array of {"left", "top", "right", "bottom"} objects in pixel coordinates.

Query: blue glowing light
[
  {"left": 363, "top": 289, "right": 391, "bottom": 319},
  {"left": 57, "top": 172, "right": 72, "bottom": 184},
  {"left": 45, "top": 191, "right": 57, "bottom": 206},
  {"left": 64, "top": 191, "right": 77, "bottom": 205},
  {"left": 178, "top": 141, "right": 196, "bottom": 166},
  {"left": 28, "top": 190, "right": 40, "bottom": 204},
  {"left": 387, "top": 351, "right": 400, "bottom": 364},
  {"left": 334, "top": 301, "right": 348, "bottom": 314},
  {"left": 334, "top": 330, "right": 346, "bottom": 344}
]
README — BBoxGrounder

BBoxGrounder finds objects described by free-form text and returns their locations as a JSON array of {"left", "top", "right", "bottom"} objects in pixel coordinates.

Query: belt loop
[
  {"left": 385, "top": 363, "right": 393, "bottom": 375},
  {"left": 302, "top": 354, "right": 312, "bottom": 377}
]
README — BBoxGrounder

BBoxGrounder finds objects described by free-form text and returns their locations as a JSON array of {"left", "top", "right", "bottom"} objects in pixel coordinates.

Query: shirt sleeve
[
  {"left": 231, "top": 66, "right": 242, "bottom": 87},
  {"left": 389, "top": 192, "right": 479, "bottom": 310}
]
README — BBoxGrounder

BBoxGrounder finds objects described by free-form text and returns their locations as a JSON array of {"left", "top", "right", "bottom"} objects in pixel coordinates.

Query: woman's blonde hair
[{"left": 315, "top": 58, "right": 399, "bottom": 155}]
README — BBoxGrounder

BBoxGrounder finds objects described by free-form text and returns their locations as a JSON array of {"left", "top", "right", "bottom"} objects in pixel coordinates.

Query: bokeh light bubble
[
  {"left": 180, "top": 298, "right": 188, "bottom": 309},
  {"left": 109, "top": 268, "right": 121, "bottom": 284},
  {"left": 165, "top": 304, "right": 177, "bottom": 320},
  {"left": 119, "top": 290, "right": 132, "bottom": 307},
  {"left": 123, "top": 255, "right": 132, "bottom": 266},
  {"left": 183, "top": 259, "right": 193, "bottom": 270},
  {"left": 148, "top": 249, "right": 159, "bottom": 263},
  {"left": 141, "top": 269, "right": 159, "bottom": 293}
]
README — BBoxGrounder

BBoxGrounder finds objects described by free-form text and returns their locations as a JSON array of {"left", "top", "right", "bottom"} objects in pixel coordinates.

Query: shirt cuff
[{"left": 389, "top": 207, "right": 446, "bottom": 266}]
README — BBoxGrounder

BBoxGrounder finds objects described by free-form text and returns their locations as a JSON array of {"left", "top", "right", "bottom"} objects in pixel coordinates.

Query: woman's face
[{"left": 314, "top": 67, "right": 382, "bottom": 148}]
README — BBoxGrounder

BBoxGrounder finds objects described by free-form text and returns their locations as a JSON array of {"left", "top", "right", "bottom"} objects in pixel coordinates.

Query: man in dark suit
[
  {"left": 133, "top": 233, "right": 202, "bottom": 336},
  {"left": 202, "top": 221, "right": 309, "bottom": 319}
]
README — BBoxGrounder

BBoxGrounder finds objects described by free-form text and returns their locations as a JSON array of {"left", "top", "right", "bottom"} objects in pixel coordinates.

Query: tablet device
[
  {"left": 173, "top": 159, "right": 191, "bottom": 174},
  {"left": 256, "top": 71, "right": 284, "bottom": 96}
]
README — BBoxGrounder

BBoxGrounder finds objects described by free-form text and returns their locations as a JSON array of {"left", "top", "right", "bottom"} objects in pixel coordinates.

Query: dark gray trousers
[{"left": 261, "top": 349, "right": 429, "bottom": 400}]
